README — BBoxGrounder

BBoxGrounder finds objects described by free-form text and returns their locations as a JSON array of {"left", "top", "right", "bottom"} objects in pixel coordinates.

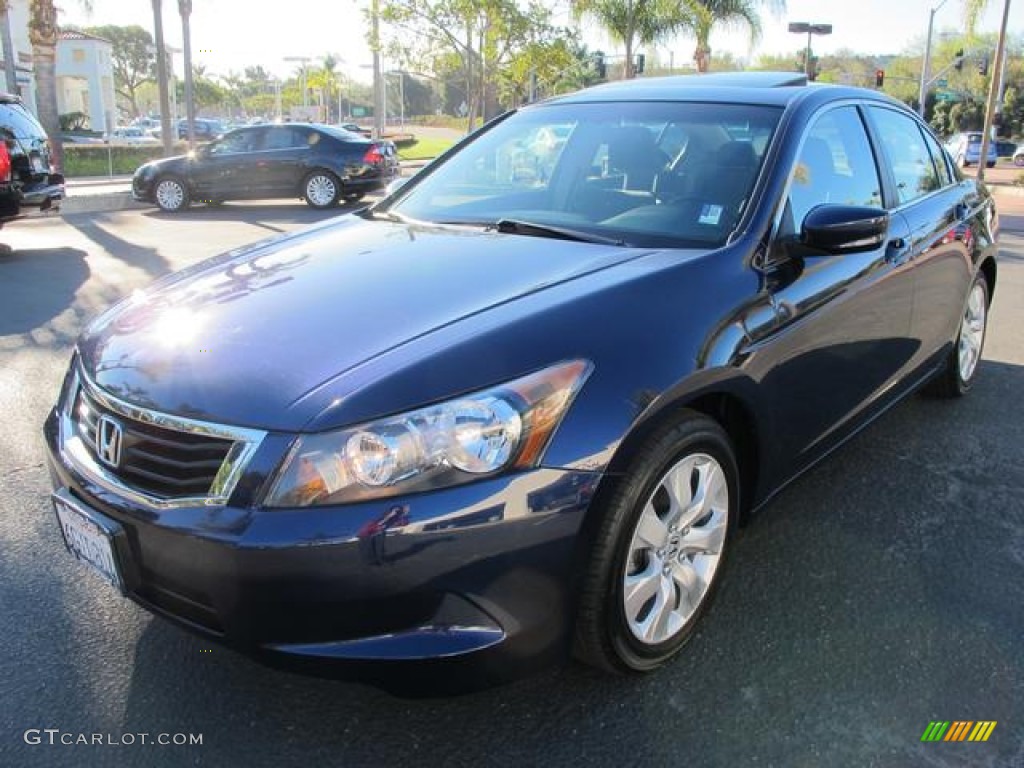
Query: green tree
[
  {"left": 572, "top": 0, "right": 685, "bottom": 79},
  {"left": 380, "top": 0, "right": 560, "bottom": 128},
  {"left": 683, "top": 0, "right": 784, "bottom": 74},
  {"left": 84, "top": 25, "right": 155, "bottom": 118}
]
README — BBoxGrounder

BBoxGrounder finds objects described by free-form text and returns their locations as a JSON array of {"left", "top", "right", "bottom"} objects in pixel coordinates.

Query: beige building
[{"left": 56, "top": 29, "right": 116, "bottom": 133}]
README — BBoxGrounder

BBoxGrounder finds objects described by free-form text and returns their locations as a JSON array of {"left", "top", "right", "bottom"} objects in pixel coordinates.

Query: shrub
[{"left": 62, "top": 143, "right": 189, "bottom": 177}]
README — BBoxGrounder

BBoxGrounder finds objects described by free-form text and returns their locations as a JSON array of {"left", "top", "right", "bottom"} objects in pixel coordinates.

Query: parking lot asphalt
[{"left": 0, "top": 199, "right": 1021, "bottom": 767}]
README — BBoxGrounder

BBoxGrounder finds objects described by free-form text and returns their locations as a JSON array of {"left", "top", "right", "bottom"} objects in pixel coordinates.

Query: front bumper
[{"left": 44, "top": 406, "right": 598, "bottom": 693}]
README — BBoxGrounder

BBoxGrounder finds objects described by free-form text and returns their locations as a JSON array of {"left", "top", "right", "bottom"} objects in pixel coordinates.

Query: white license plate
[{"left": 53, "top": 492, "right": 124, "bottom": 592}]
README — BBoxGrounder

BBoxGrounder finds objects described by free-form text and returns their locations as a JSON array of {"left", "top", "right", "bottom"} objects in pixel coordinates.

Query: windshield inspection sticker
[{"left": 699, "top": 204, "right": 723, "bottom": 225}]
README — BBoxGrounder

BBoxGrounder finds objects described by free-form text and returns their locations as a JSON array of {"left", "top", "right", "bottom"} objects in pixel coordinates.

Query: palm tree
[
  {"left": 1, "top": 0, "right": 18, "bottom": 94},
  {"left": 572, "top": 0, "right": 688, "bottom": 79},
  {"left": 29, "top": 1, "right": 63, "bottom": 169},
  {"left": 152, "top": 0, "right": 173, "bottom": 156},
  {"left": 684, "top": 0, "right": 784, "bottom": 74}
]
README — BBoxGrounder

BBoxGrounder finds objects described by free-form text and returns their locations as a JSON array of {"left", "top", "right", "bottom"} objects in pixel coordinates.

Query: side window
[
  {"left": 868, "top": 107, "right": 942, "bottom": 205},
  {"left": 263, "top": 126, "right": 302, "bottom": 150},
  {"left": 921, "top": 129, "right": 954, "bottom": 188},
  {"left": 209, "top": 130, "right": 255, "bottom": 155},
  {"left": 787, "top": 107, "right": 882, "bottom": 230}
]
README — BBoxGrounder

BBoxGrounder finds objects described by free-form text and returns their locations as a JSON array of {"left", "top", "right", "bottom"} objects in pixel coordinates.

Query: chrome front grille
[
  {"left": 75, "top": 386, "right": 236, "bottom": 498},
  {"left": 59, "top": 369, "right": 266, "bottom": 508}
]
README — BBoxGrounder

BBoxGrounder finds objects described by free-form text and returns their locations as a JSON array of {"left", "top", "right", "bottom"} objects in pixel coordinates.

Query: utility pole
[
  {"left": 977, "top": 0, "right": 1011, "bottom": 184},
  {"left": 918, "top": 0, "right": 950, "bottom": 117}
]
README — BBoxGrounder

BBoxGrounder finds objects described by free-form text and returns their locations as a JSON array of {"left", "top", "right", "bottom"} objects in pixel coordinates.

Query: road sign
[
  {"left": 936, "top": 91, "right": 959, "bottom": 102},
  {"left": 937, "top": 78, "right": 948, "bottom": 87}
]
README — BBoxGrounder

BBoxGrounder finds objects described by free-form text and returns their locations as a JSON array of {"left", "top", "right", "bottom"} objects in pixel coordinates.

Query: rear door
[
  {"left": 756, "top": 105, "right": 917, "bottom": 467},
  {"left": 864, "top": 106, "right": 974, "bottom": 373}
]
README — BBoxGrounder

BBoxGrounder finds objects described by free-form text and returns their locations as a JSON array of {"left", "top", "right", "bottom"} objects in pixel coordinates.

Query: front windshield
[{"left": 389, "top": 101, "right": 781, "bottom": 248}]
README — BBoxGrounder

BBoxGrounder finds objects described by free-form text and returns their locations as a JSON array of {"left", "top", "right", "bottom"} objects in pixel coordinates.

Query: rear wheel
[
  {"left": 574, "top": 412, "right": 738, "bottom": 673},
  {"left": 303, "top": 170, "right": 341, "bottom": 209},
  {"left": 154, "top": 176, "right": 189, "bottom": 212},
  {"left": 924, "top": 271, "right": 989, "bottom": 398}
]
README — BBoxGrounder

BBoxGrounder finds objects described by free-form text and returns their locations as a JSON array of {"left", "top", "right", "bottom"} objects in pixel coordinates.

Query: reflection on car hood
[{"left": 78, "top": 218, "right": 649, "bottom": 431}]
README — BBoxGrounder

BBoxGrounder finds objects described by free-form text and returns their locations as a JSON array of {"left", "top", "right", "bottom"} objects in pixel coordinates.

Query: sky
[{"left": 60, "top": 0, "right": 1022, "bottom": 84}]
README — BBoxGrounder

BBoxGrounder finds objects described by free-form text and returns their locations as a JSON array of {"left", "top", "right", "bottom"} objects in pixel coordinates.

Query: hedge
[{"left": 62, "top": 142, "right": 190, "bottom": 177}]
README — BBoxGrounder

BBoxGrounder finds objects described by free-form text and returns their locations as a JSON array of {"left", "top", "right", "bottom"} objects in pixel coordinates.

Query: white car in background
[{"left": 109, "top": 126, "right": 160, "bottom": 145}]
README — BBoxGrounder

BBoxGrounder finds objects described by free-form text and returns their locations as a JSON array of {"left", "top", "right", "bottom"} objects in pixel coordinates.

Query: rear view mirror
[{"left": 801, "top": 204, "right": 888, "bottom": 254}]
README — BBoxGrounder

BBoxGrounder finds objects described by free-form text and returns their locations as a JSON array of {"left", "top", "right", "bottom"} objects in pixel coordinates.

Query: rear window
[{"left": 0, "top": 101, "right": 46, "bottom": 139}]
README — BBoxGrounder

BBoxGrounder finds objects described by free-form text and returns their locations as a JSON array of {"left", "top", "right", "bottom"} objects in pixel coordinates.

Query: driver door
[{"left": 189, "top": 128, "right": 260, "bottom": 202}]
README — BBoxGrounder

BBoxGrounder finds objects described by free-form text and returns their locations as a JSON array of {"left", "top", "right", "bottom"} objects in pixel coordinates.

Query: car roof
[{"left": 545, "top": 71, "right": 901, "bottom": 111}]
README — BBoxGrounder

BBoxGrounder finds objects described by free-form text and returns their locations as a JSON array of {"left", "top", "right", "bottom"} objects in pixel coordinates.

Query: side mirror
[
  {"left": 384, "top": 177, "right": 408, "bottom": 197},
  {"left": 801, "top": 204, "right": 888, "bottom": 254}
]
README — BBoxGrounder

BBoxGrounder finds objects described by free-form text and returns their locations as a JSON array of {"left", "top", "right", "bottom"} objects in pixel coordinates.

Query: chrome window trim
[{"left": 58, "top": 367, "right": 267, "bottom": 510}]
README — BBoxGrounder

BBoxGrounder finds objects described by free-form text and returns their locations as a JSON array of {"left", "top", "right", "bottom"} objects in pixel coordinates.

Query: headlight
[{"left": 264, "top": 359, "right": 592, "bottom": 507}]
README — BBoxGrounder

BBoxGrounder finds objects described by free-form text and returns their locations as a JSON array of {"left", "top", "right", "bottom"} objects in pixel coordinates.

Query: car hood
[
  {"left": 137, "top": 154, "right": 190, "bottom": 175},
  {"left": 78, "top": 218, "right": 652, "bottom": 431}
]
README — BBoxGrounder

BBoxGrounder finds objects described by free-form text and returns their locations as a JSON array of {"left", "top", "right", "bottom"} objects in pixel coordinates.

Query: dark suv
[{"left": 0, "top": 94, "right": 64, "bottom": 228}]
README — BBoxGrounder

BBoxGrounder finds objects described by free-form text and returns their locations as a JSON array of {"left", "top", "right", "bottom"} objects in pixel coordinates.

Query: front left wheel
[
  {"left": 154, "top": 176, "right": 189, "bottom": 212},
  {"left": 574, "top": 412, "right": 739, "bottom": 674}
]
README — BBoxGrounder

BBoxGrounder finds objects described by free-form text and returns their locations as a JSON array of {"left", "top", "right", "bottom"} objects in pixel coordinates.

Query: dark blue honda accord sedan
[{"left": 44, "top": 72, "right": 998, "bottom": 693}]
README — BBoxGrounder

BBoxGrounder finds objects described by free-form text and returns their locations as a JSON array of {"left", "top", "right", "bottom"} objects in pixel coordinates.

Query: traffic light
[
  {"left": 635, "top": 53, "right": 646, "bottom": 74},
  {"left": 954, "top": 48, "right": 964, "bottom": 71},
  {"left": 594, "top": 52, "right": 606, "bottom": 80},
  {"left": 875, "top": 69, "right": 885, "bottom": 88},
  {"left": 978, "top": 56, "right": 989, "bottom": 76}
]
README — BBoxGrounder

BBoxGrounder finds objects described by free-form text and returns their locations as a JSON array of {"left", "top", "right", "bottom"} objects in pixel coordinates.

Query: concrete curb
[{"left": 61, "top": 192, "right": 146, "bottom": 215}]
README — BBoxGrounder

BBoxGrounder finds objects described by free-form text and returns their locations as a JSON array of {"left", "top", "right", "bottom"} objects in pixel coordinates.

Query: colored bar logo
[{"left": 921, "top": 721, "right": 997, "bottom": 742}]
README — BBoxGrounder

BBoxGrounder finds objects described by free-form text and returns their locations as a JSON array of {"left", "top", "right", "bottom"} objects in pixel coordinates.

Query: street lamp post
[
  {"left": 787, "top": 22, "right": 832, "bottom": 80},
  {"left": 918, "top": 0, "right": 950, "bottom": 117},
  {"left": 284, "top": 56, "right": 312, "bottom": 113}
]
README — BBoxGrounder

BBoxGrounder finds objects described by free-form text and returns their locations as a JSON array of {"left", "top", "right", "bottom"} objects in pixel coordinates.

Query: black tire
[
  {"left": 153, "top": 176, "right": 189, "bottom": 212},
  {"left": 302, "top": 170, "right": 342, "bottom": 209},
  {"left": 924, "top": 271, "right": 990, "bottom": 398},
  {"left": 986, "top": 161, "right": 996, "bottom": 168},
  {"left": 574, "top": 411, "right": 739, "bottom": 674},
  {"left": 342, "top": 191, "right": 366, "bottom": 204}
]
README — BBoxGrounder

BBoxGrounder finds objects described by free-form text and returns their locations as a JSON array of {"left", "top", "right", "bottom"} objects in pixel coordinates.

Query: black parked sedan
[
  {"left": 132, "top": 123, "right": 399, "bottom": 211},
  {"left": 47, "top": 73, "right": 997, "bottom": 693}
]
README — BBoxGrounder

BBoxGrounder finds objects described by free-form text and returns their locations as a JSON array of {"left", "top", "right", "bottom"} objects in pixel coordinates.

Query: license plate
[{"left": 53, "top": 491, "right": 124, "bottom": 593}]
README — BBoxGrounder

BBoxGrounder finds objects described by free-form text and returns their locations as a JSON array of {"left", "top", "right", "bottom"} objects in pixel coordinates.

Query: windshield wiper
[
  {"left": 491, "top": 218, "right": 626, "bottom": 246},
  {"left": 359, "top": 208, "right": 408, "bottom": 223}
]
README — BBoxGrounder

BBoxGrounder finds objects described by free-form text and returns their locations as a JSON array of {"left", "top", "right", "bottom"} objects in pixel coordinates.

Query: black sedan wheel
[
  {"left": 154, "top": 177, "right": 189, "bottom": 212},
  {"left": 574, "top": 412, "right": 738, "bottom": 673},
  {"left": 926, "top": 272, "right": 989, "bottom": 398},
  {"left": 303, "top": 170, "right": 341, "bottom": 209}
]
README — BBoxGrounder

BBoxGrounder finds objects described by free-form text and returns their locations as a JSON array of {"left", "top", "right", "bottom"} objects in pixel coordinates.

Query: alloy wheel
[
  {"left": 306, "top": 174, "right": 337, "bottom": 207},
  {"left": 958, "top": 282, "right": 987, "bottom": 382},
  {"left": 155, "top": 179, "right": 185, "bottom": 211},
  {"left": 622, "top": 452, "right": 729, "bottom": 645}
]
